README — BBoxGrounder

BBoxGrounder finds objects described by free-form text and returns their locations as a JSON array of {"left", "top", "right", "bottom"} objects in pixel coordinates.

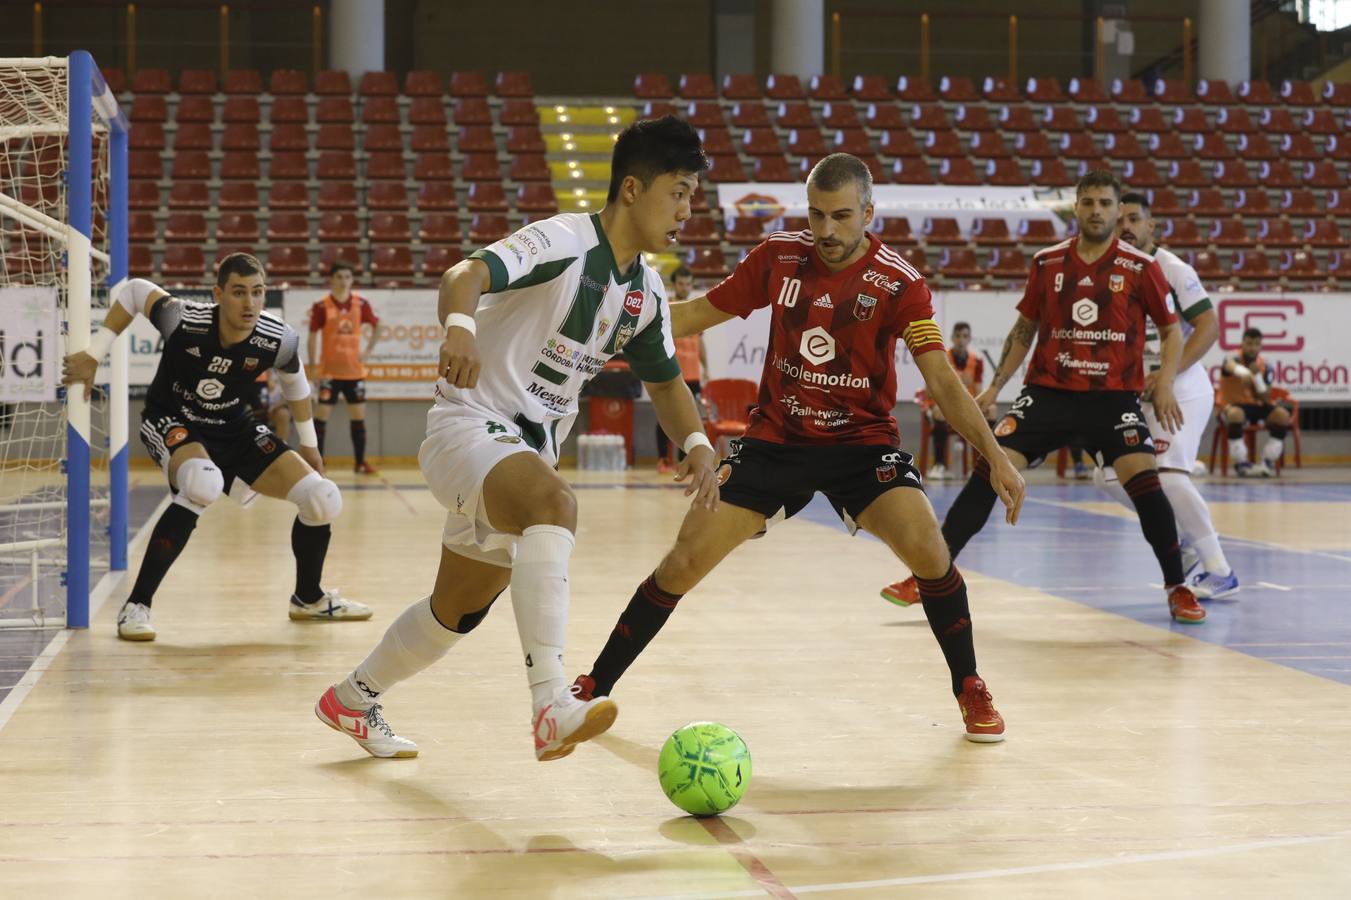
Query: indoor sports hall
[{"left": 3, "top": 2, "right": 1350, "bottom": 897}]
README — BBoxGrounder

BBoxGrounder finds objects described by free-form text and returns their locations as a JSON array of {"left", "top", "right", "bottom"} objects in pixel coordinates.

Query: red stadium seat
[
  {"left": 129, "top": 181, "right": 160, "bottom": 210},
  {"left": 371, "top": 246, "right": 415, "bottom": 281},
  {"left": 404, "top": 70, "right": 442, "bottom": 96},
  {"left": 774, "top": 102, "right": 816, "bottom": 128},
  {"left": 359, "top": 71, "right": 398, "bottom": 97},
  {"left": 269, "top": 69, "right": 308, "bottom": 95},
  {"left": 268, "top": 123, "right": 308, "bottom": 151},
  {"left": 1328, "top": 135, "right": 1351, "bottom": 161},
  {"left": 1166, "top": 160, "right": 1208, "bottom": 187},
  {"left": 1302, "top": 108, "right": 1340, "bottom": 135},
  {"left": 971, "top": 218, "right": 1014, "bottom": 245},
  {"left": 687, "top": 247, "right": 729, "bottom": 278},
  {"left": 1237, "top": 133, "right": 1279, "bottom": 160},
  {"left": 1194, "top": 78, "right": 1234, "bottom": 104},
  {"left": 997, "top": 105, "right": 1039, "bottom": 131},
  {"left": 1209, "top": 218, "right": 1251, "bottom": 247},
  {"left": 704, "top": 154, "right": 745, "bottom": 182},
  {"left": 1067, "top": 77, "right": 1107, "bottom": 102},
  {"left": 266, "top": 182, "right": 308, "bottom": 209},
  {"left": 820, "top": 101, "right": 860, "bottom": 129},
  {"left": 164, "top": 212, "right": 207, "bottom": 242},
  {"left": 1110, "top": 78, "right": 1149, "bottom": 103},
  {"left": 1153, "top": 79, "right": 1193, "bottom": 103},
  {"left": 923, "top": 217, "right": 964, "bottom": 245},
  {"left": 174, "top": 95, "right": 214, "bottom": 123},
  {"left": 361, "top": 96, "right": 400, "bottom": 124},
  {"left": 101, "top": 67, "right": 126, "bottom": 94},
  {"left": 157, "top": 150, "right": 200, "bottom": 180},
  {"left": 366, "top": 152, "right": 406, "bottom": 180},
  {"left": 938, "top": 76, "right": 978, "bottom": 102},
  {"left": 787, "top": 128, "right": 826, "bottom": 156},
  {"left": 516, "top": 183, "right": 558, "bottom": 214},
  {"left": 969, "top": 131, "right": 1010, "bottom": 158},
  {"left": 939, "top": 248, "right": 983, "bottom": 280},
  {"left": 449, "top": 71, "right": 488, "bottom": 98},
  {"left": 319, "top": 246, "right": 360, "bottom": 274},
  {"left": 368, "top": 213, "right": 411, "bottom": 243},
  {"left": 1146, "top": 189, "right": 1183, "bottom": 216},
  {"left": 879, "top": 129, "right": 920, "bottom": 158},
  {"left": 1322, "top": 81, "right": 1351, "bottom": 106},
  {"left": 1127, "top": 107, "right": 1168, "bottom": 134},
  {"left": 1194, "top": 132, "right": 1234, "bottom": 159},
  {"left": 852, "top": 74, "right": 892, "bottom": 101},
  {"left": 731, "top": 101, "right": 770, "bottom": 127},
  {"left": 460, "top": 153, "right": 500, "bottom": 182},
  {"left": 723, "top": 216, "right": 768, "bottom": 244},
  {"left": 500, "top": 98, "right": 538, "bottom": 126},
  {"left": 985, "top": 158, "right": 1024, "bottom": 185},
  {"left": 872, "top": 217, "right": 914, "bottom": 245},
  {"left": 131, "top": 68, "right": 170, "bottom": 94},
  {"left": 128, "top": 212, "right": 156, "bottom": 242},
  {"left": 634, "top": 73, "right": 672, "bottom": 99},
  {"left": 466, "top": 182, "right": 507, "bottom": 212},
  {"left": 808, "top": 74, "right": 848, "bottom": 101},
  {"left": 316, "top": 123, "right": 355, "bottom": 151},
  {"left": 367, "top": 181, "right": 409, "bottom": 210},
  {"left": 413, "top": 152, "right": 456, "bottom": 182},
  {"left": 833, "top": 128, "right": 872, "bottom": 155},
  {"left": 989, "top": 247, "right": 1028, "bottom": 278},
  {"left": 1187, "top": 188, "right": 1227, "bottom": 217},
  {"left": 315, "top": 151, "right": 355, "bottom": 180},
  {"left": 222, "top": 96, "right": 260, "bottom": 123},
  {"left": 864, "top": 103, "right": 904, "bottom": 129},
  {"left": 1058, "top": 132, "right": 1098, "bottom": 159},
  {"left": 1255, "top": 218, "right": 1299, "bottom": 247},
  {"left": 953, "top": 104, "right": 994, "bottom": 131},
  {"left": 1258, "top": 108, "right": 1297, "bottom": 133},
  {"left": 698, "top": 128, "right": 734, "bottom": 155},
  {"left": 216, "top": 213, "right": 258, "bottom": 243},
  {"left": 895, "top": 76, "right": 935, "bottom": 102},
  {"left": 364, "top": 123, "right": 404, "bottom": 152},
  {"left": 721, "top": 74, "right": 760, "bottom": 99},
  {"left": 1280, "top": 250, "right": 1324, "bottom": 281},
  {"left": 939, "top": 158, "right": 981, "bottom": 185},
  {"left": 1030, "top": 159, "right": 1073, "bottom": 186},
  {"left": 1304, "top": 218, "right": 1344, "bottom": 248},
  {"left": 1216, "top": 161, "right": 1258, "bottom": 187},
  {"left": 317, "top": 212, "right": 359, "bottom": 242},
  {"left": 1232, "top": 189, "right": 1274, "bottom": 217},
  {"left": 1103, "top": 132, "right": 1145, "bottom": 159},
  {"left": 1041, "top": 105, "right": 1080, "bottom": 132},
  {"left": 677, "top": 216, "right": 719, "bottom": 245},
  {"left": 982, "top": 76, "right": 1021, "bottom": 102},
  {"left": 1084, "top": 106, "right": 1125, "bottom": 133},
  {"left": 457, "top": 125, "right": 496, "bottom": 153},
  {"left": 130, "top": 122, "right": 166, "bottom": 150},
  {"left": 509, "top": 154, "right": 548, "bottom": 181},
  {"left": 765, "top": 73, "right": 805, "bottom": 100},
  {"left": 1261, "top": 160, "right": 1302, "bottom": 188},
  {"left": 679, "top": 73, "right": 718, "bottom": 100},
  {"left": 177, "top": 69, "right": 216, "bottom": 95},
  {"left": 753, "top": 156, "right": 794, "bottom": 182},
  {"left": 316, "top": 182, "right": 357, "bottom": 211},
  {"left": 686, "top": 101, "right": 725, "bottom": 127},
  {"left": 161, "top": 245, "right": 206, "bottom": 279},
  {"left": 408, "top": 97, "right": 446, "bottom": 126},
  {"left": 1013, "top": 132, "right": 1055, "bottom": 159},
  {"left": 1159, "top": 218, "right": 1204, "bottom": 247},
  {"left": 454, "top": 98, "right": 493, "bottom": 126},
  {"left": 1231, "top": 251, "right": 1274, "bottom": 281},
  {"left": 418, "top": 182, "right": 461, "bottom": 212},
  {"left": 1171, "top": 107, "right": 1209, "bottom": 133},
  {"left": 1023, "top": 76, "right": 1065, "bottom": 103},
  {"left": 1331, "top": 251, "right": 1351, "bottom": 283},
  {"left": 1148, "top": 132, "right": 1188, "bottom": 159},
  {"left": 314, "top": 70, "right": 352, "bottom": 95},
  {"left": 1280, "top": 189, "right": 1319, "bottom": 217},
  {"left": 924, "top": 130, "right": 964, "bottom": 157},
  {"left": 1237, "top": 80, "right": 1276, "bottom": 105},
  {"left": 496, "top": 71, "right": 534, "bottom": 97},
  {"left": 423, "top": 246, "right": 464, "bottom": 278},
  {"left": 1303, "top": 161, "right": 1344, "bottom": 189},
  {"left": 897, "top": 247, "right": 933, "bottom": 278},
  {"left": 892, "top": 157, "right": 934, "bottom": 184},
  {"left": 1215, "top": 107, "right": 1255, "bottom": 133},
  {"left": 910, "top": 104, "right": 949, "bottom": 130},
  {"left": 1188, "top": 250, "right": 1224, "bottom": 279},
  {"left": 315, "top": 97, "right": 354, "bottom": 125},
  {"left": 266, "top": 246, "right": 311, "bottom": 279},
  {"left": 269, "top": 96, "right": 308, "bottom": 124}
]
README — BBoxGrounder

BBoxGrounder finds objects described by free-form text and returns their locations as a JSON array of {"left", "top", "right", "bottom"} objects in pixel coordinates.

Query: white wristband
[
  {"left": 86, "top": 326, "right": 117, "bottom": 363},
  {"left": 295, "top": 418, "right": 319, "bottom": 448},
  {"left": 444, "top": 312, "right": 476, "bottom": 335},
  {"left": 683, "top": 431, "right": 714, "bottom": 455}
]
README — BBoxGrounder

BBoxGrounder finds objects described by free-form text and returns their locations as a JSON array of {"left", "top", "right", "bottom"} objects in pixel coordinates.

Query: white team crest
[
  {"left": 612, "top": 322, "right": 636, "bottom": 352},
  {"left": 1072, "top": 298, "right": 1099, "bottom": 326},
  {"left": 1109, "top": 274, "right": 1125, "bottom": 293}
]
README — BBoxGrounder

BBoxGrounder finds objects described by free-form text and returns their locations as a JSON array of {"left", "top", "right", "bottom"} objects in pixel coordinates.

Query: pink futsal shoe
[
  {"left": 533, "top": 682, "right": 618, "bottom": 761},
  {"left": 315, "top": 685, "right": 418, "bottom": 758}
]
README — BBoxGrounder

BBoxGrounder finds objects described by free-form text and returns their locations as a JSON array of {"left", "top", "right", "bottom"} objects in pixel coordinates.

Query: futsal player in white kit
[
  {"left": 1095, "top": 191, "right": 1239, "bottom": 599},
  {"left": 314, "top": 116, "right": 720, "bottom": 760}
]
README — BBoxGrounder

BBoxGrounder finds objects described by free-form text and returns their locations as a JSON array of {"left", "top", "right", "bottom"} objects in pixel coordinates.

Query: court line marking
[
  {"left": 698, "top": 817, "right": 798, "bottom": 900},
  {"left": 630, "top": 829, "right": 1351, "bottom": 899},
  {"left": 0, "top": 494, "right": 168, "bottom": 736},
  {"left": 1257, "top": 581, "right": 1293, "bottom": 591}
]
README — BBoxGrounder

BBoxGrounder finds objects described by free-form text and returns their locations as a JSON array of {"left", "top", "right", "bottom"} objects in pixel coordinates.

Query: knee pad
[
  {"left": 448, "top": 589, "right": 503, "bottom": 634},
  {"left": 1268, "top": 423, "right": 1288, "bottom": 440},
  {"left": 1227, "top": 421, "right": 1245, "bottom": 440},
  {"left": 175, "top": 457, "right": 224, "bottom": 509},
  {"left": 287, "top": 472, "right": 343, "bottom": 526}
]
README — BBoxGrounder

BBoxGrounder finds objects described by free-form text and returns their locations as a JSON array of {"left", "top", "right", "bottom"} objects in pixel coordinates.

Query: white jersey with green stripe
[
  {"left": 429, "top": 213, "right": 680, "bottom": 459},
  {"left": 1143, "top": 245, "right": 1213, "bottom": 401}
]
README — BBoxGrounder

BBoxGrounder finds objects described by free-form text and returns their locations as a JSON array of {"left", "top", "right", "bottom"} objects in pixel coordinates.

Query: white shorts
[
  {"left": 418, "top": 408, "right": 539, "bottom": 567},
  {"left": 1144, "top": 390, "right": 1213, "bottom": 473}
]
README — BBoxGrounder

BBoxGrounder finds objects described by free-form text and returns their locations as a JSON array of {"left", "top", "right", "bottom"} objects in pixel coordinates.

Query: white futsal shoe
[
  {"left": 116, "top": 601, "right": 156, "bottom": 641},
  {"left": 533, "top": 682, "right": 618, "bottom": 761},
  {"left": 289, "top": 589, "right": 373, "bottom": 621},
  {"left": 315, "top": 686, "right": 418, "bottom": 758}
]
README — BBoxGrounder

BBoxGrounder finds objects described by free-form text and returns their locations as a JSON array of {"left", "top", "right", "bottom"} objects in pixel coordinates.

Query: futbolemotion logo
[
  {"left": 1072, "top": 298, "right": 1099, "bottom": 326},
  {"left": 799, "top": 326, "right": 835, "bottom": 365},
  {"left": 195, "top": 378, "right": 225, "bottom": 400}
]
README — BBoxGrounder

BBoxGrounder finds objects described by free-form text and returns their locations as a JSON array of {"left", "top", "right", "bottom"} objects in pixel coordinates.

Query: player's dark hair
[
  {"left": 1120, "top": 190, "right": 1150, "bottom": 210},
  {"left": 1243, "top": 327, "right": 1263, "bottom": 340},
  {"left": 328, "top": 260, "right": 355, "bottom": 277},
  {"left": 1075, "top": 168, "right": 1122, "bottom": 199},
  {"left": 216, "top": 251, "right": 265, "bottom": 287},
  {"left": 671, "top": 265, "right": 693, "bottom": 281},
  {"left": 807, "top": 152, "right": 873, "bottom": 207},
  {"left": 607, "top": 116, "right": 708, "bottom": 202},
  {"left": 952, "top": 321, "right": 971, "bottom": 334}
]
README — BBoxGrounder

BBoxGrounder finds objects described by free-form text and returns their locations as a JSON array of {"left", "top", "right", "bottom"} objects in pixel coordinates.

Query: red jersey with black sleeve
[
  {"left": 1017, "top": 237, "right": 1176, "bottom": 393},
  {"left": 706, "top": 230, "right": 944, "bottom": 445}
]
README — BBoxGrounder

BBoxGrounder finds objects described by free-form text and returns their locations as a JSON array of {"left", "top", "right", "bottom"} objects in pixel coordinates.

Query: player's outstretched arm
[
  {"left": 647, "top": 375, "right": 719, "bottom": 510},
  {"left": 670, "top": 296, "right": 736, "bottom": 339},
  {"left": 975, "top": 314, "right": 1037, "bottom": 410},
  {"left": 61, "top": 277, "right": 169, "bottom": 399},
  {"left": 1151, "top": 321, "right": 1186, "bottom": 433},
  {"left": 918, "top": 351, "right": 1026, "bottom": 525},
  {"left": 437, "top": 258, "right": 492, "bottom": 388}
]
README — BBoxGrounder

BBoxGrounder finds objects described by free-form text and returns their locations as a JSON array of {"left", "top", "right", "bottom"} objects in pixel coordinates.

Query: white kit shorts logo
[
  {"left": 1072, "top": 298, "right": 1099, "bottom": 326},
  {"left": 799, "top": 326, "right": 836, "bottom": 365}
]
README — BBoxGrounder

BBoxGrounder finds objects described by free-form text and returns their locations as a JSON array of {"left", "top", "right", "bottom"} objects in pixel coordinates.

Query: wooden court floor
[{"left": 2, "top": 466, "right": 1350, "bottom": 898}]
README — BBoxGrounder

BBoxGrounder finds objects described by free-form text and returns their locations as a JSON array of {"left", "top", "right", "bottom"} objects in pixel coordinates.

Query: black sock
[
  {"left": 931, "top": 421, "right": 949, "bottom": 466},
  {"left": 939, "top": 454, "right": 998, "bottom": 559},
  {"left": 1226, "top": 421, "right": 1244, "bottom": 440},
  {"left": 350, "top": 419, "right": 367, "bottom": 466},
  {"left": 292, "top": 517, "right": 331, "bottom": 603},
  {"left": 127, "top": 501, "right": 199, "bottom": 607},
  {"left": 587, "top": 573, "right": 682, "bottom": 696},
  {"left": 1268, "top": 423, "right": 1288, "bottom": 440},
  {"left": 315, "top": 418, "right": 327, "bottom": 454},
  {"left": 1124, "top": 470, "right": 1185, "bottom": 586},
  {"left": 916, "top": 565, "right": 977, "bottom": 696}
]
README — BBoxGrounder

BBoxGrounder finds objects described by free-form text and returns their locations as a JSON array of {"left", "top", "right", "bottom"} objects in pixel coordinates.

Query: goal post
[{"left": 0, "top": 51, "right": 129, "bottom": 629}]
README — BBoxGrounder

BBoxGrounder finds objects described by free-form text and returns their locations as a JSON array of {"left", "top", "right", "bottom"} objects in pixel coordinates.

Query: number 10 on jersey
[{"left": 776, "top": 277, "right": 801, "bottom": 308}]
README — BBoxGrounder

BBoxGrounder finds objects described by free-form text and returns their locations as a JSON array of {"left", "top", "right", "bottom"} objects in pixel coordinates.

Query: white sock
[
  {"left": 1159, "top": 471, "right": 1231, "bottom": 576},
  {"left": 1262, "top": 436, "right": 1284, "bottom": 464},
  {"left": 511, "top": 524, "right": 575, "bottom": 709},
  {"left": 1092, "top": 465, "right": 1132, "bottom": 511},
  {"left": 1229, "top": 437, "right": 1249, "bottom": 464},
  {"left": 336, "top": 596, "right": 462, "bottom": 709}
]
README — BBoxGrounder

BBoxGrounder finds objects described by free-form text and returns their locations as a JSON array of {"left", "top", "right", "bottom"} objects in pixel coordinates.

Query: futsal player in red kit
[{"left": 574, "top": 154, "right": 1026, "bottom": 742}]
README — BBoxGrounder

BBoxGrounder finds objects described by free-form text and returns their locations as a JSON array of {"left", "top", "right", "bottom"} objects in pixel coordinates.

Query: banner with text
[{"left": 0, "top": 287, "right": 60, "bottom": 402}]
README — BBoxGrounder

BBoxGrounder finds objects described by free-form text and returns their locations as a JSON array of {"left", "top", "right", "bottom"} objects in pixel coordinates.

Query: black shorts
[
  {"left": 139, "top": 408, "right": 291, "bottom": 493},
  {"left": 318, "top": 379, "right": 366, "bottom": 405},
  {"left": 1236, "top": 402, "right": 1279, "bottom": 424},
  {"left": 717, "top": 438, "right": 924, "bottom": 533},
  {"left": 994, "top": 385, "right": 1153, "bottom": 468}
]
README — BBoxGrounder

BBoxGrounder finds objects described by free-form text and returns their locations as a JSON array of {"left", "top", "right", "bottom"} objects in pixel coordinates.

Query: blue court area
[{"left": 796, "top": 478, "right": 1351, "bottom": 686}]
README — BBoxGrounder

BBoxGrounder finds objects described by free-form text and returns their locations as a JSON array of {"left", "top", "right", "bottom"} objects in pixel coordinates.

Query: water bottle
[
  {"left": 577, "top": 434, "right": 591, "bottom": 471},
  {"left": 614, "top": 435, "right": 627, "bottom": 470},
  {"left": 603, "top": 435, "right": 617, "bottom": 470}
]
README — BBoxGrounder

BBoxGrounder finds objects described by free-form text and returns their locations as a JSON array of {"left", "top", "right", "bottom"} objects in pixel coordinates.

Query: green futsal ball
[{"left": 658, "top": 722, "right": 751, "bottom": 817}]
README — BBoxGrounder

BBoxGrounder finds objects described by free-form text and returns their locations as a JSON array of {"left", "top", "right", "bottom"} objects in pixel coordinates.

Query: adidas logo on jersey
[
  {"left": 186, "top": 346, "right": 201, "bottom": 357},
  {"left": 813, "top": 294, "right": 834, "bottom": 309},
  {"left": 1078, "top": 276, "right": 1094, "bottom": 287}
]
